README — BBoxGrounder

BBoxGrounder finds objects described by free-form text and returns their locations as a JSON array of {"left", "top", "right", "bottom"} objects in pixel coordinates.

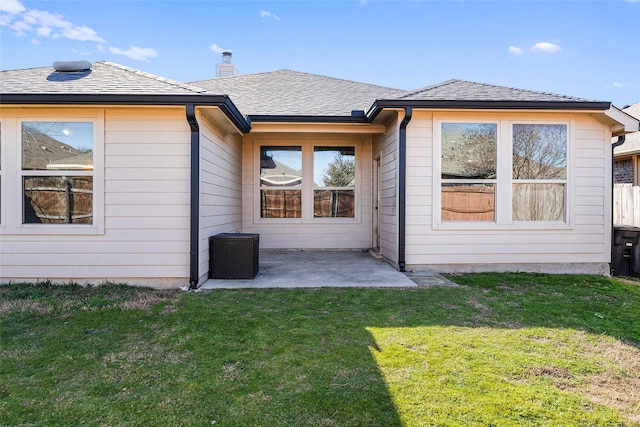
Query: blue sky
[{"left": 1, "top": 0, "right": 639, "bottom": 108}]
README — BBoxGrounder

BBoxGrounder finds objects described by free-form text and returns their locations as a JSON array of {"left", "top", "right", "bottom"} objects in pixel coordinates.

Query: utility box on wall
[{"left": 209, "top": 233, "right": 260, "bottom": 279}]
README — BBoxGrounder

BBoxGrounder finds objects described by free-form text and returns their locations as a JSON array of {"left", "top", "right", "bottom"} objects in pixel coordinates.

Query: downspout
[
  {"left": 186, "top": 105, "right": 200, "bottom": 289},
  {"left": 610, "top": 135, "right": 625, "bottom": 274},
  {"left": 398, "top": 107, "right": 412, "bottom": 272}
]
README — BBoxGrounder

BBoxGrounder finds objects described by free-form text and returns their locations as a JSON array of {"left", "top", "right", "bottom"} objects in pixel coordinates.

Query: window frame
[
  {"left": 1, "top": 113, "right": 104, "bottom": 235},
  {"left": 433, "top": 115, "right": 573, "bottom": 230},
  {"left": 254, "top": 137, "right": 360, "bottom": 223}
]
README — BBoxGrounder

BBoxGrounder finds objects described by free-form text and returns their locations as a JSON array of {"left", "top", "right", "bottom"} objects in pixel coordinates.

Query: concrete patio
[{"left": 200, "top": 250, "right": 458, "bottom": 289}]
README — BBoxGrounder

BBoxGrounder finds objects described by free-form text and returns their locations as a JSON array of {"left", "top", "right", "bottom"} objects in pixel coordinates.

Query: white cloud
[
  {"left": 508, "top": 46, "right": 524, "bottom": 55},
  {"left": 531, "top": 42, "right": 561, "bottom": 53},
  {"left": 30, "top": 38, "right": 41, "bottom": 45},
  {"left": 608, "top": 82, "right": 626, "bottom": 89},
  {"left": 260, "top": 10, "right": 280, "bottom": 21},
  {"left": 96, "top": 44, "right": 106, "bottom": 53},
  {"left": 109, "top": 45, "right": 158, "bottom": 62},
  {"left": 210, "top": 43, "right": 230, "bottom": 54},
  {"left": 0, "top": 0, "right": 26, "bottom": 14},
  {"left": 0, "top": 0, "right": 106, "bottom": 43}
]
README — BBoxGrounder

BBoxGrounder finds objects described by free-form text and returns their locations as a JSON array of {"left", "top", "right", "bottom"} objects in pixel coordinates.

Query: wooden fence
[
  {"left": 614, "top": 184, "right": 640, "bottom": 227},
  {"left": 24, "top": 176, "right": 93, "bottom": 224}
]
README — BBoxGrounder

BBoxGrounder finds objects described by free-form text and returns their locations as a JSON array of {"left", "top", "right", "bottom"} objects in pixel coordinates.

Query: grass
[{"left": 0, "top": 274, "right": 639, "bottom": 426}]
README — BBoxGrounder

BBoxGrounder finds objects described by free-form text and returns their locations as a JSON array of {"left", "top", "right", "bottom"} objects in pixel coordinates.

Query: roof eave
[
  {"left": 247, "top": 115, "right": 369, "bottom": 124},
  {"left": 0, "top": 93, "right": 251, "bottom": 133},
  {"left": 603, "top": 106, "right": 640, "bottom": 136},
  {"left": 367, "top": 99, "right": 613, "bottom": 121}
]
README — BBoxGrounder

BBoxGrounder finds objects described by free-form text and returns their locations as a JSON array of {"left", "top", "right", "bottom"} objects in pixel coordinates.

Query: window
[
  {"left": 441, "top": 123, "right": 497, "bottom": 221},
  {"left": 258, "top": 143, "right": 357, "bottom": 220},
  {"left": 437, "top": 119, "right": 569, "bottom": 226},
  {"left": 512, "top": 124, "right": 567, "bottom": 222},
  {"left": 313, "top": 147, "right": 355, "bottom": 218},
  {"left": 21, "top": 122, "right": 94, "bottom": 224},
  {"left": 260, "top": 146, "right": 302, "bottom": 218}
]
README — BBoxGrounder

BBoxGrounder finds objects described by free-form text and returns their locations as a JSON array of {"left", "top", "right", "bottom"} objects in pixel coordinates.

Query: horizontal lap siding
[
  {"left": 198, "top": 116, "right": 243, "bottom": 281},
  {"left": 405, "top": 111, "right": 611, "bottom": 268},
  {"left": 373, "top": 115, "right": 400, "bottom": 263},
  {"left": 0, "top": 107, "right": 192, "bottom": 285}
]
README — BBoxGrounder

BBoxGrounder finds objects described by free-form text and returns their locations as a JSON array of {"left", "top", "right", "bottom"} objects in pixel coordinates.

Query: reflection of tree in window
[
  {"left": 513, "top": 124, "right": 566, "bottom": 179},
  {"left": 441, "top": 123, "right": 496, "bottom": 179},
  {"left": 512, "top": 124, "right": 567, "bottom": 222},
  {"left": 322, "top": 154, "right": 355, "bottom": 187},
  {"left": 314, "top": 147, "right": 355, "bottom": 218}
]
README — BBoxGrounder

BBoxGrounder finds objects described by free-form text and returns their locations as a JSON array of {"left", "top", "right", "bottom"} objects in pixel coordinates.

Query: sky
[{"left": 1, "top": 0, "right": 639, "bottom": 108}]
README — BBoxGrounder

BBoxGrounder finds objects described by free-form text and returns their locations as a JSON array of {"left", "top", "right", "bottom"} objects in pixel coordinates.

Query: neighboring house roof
[
  {"left": 190, "top": 69, "right": 406, "bottom": 117},
  {"left": 614, "top": 103, "right": 640, "bottom": 156}
]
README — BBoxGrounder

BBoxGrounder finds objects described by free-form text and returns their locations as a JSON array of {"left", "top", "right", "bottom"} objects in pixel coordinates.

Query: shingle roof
[
  {"left": 615, "top": 103, "right": 640, "bottom": 156},
  {"left": 190, "top": 69, "right": 406, "bottom": 117},
  {"left": 0, "top": 60, "right": 207, "bottom": 95},
  {"left": 396, "top": 79, "right": 601, "bottom": 103}
]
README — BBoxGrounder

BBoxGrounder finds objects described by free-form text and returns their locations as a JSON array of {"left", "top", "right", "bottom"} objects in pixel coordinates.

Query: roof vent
[{"left": 52, "top": 60, "right": 92, "bottom": 72}]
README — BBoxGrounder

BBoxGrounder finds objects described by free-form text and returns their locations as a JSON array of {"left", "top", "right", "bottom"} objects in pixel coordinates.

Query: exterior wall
[
  {"left": 241, "top": 132, "right": 373, "bottom": 249},
  {"left": 372, "top": 113, "right": 400, "bottom": 266},
  {"left": 198, "top": 113, "right": 243, "bottom": 282},
  {"left": 0, "top": 106, "right": 192, "bottom": 287},
  {"left": 614, "top": 158, "right": 634, "bottom": 183},
  {"left": 404, "top": 110, "right": 612, "bottom": 274}
]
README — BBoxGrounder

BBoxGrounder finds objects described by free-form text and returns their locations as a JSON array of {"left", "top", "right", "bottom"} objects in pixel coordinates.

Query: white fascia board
[{"left": 604, "top": 106, "right": 640, "bottom": 135}]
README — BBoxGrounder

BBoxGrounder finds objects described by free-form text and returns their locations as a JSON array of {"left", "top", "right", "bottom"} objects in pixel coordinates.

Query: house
[
  {"left": 1, "top": 60, "right": 638, "bottom": 288},
  {"left": 613, "top": 103, "right": 640, "bottom": 227},
  {"left": 614, "top": 103, "right": 640, "bottom": 185}
]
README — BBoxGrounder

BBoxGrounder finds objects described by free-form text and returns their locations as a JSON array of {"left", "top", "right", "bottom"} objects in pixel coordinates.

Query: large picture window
[
  {"left": 258, "top": 143, "right": 357, "bottom": 220},
  {"left": 437, "top": 119, "right": 569, "bottom": 226},
  {"left": 21, "top": 121, "right": 94, "bottom": 224}
]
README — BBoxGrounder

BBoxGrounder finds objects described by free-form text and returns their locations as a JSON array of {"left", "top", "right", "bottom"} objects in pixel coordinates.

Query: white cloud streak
[
  {"left": 109, "top": 46, "right": 158, "bottom": 62},
  {"left": 508, "top": 46, "right": 524, "bottom": 55},
  {"left": 260, "top": 10, "right": 280, "bottom": 21},
  {"left": 1, "top": 0, "right": 162, "bottom": 63},
  {"left": 531, "top": 42, "right": 561, "bottom": 53},
  {"left": 1, "top": 2, "right": 106, "bottom": 43},
  {"left": 210, "top": 43, "right": 230, "bottom": 54}
]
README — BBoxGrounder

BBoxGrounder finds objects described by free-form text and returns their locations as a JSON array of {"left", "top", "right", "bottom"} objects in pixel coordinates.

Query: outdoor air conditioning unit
[{"left": 209, "top": 233, "right": 259, "bottom": 279}]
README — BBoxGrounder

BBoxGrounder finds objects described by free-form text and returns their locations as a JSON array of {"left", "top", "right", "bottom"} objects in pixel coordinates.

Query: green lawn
[{"left": 1, "top": 274, "right": 639, "bottom": 426}]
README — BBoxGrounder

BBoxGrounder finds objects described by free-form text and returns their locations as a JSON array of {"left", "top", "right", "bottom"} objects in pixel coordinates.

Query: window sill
[
  {"left": 1, "top": 224, "right": 104, "bottom": 236},
  {"left": 433, "top": 221, "right": 574, "bottom": 232}
]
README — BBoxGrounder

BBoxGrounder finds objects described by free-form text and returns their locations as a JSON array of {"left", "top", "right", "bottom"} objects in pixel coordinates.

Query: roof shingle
[
  {"left": 0, "top": 61, "right": 207, "bottom": 95},
  {"left": 190, "top": 69, "right": 406, "bottom": 116}
]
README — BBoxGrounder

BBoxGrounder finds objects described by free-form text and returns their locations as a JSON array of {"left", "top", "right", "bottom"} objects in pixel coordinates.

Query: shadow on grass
[{"left": 1, "top": 274, "right": 639, "bottom": 426}]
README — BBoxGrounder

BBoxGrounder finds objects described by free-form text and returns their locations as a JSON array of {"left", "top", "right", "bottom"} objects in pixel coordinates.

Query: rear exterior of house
[
  {"left": 0, "top": 62, "right": 248, "bottom": 287},
  {"left": 1, "top": 61, "right": 638, "bottom": 287}
]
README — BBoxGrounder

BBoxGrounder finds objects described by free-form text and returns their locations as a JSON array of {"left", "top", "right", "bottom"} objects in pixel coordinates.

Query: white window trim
[
  {"left": 0, "top": 118, "right": 4, "bottom": 228},
  {"left": 254, "top": 136, "right": 361, "bottom": 224},
  {"left": 1, "top": 112, "right": 104, "bottom": 235},
  {"left": 433, "top": 116, "right": 574, "bottom": 231}
]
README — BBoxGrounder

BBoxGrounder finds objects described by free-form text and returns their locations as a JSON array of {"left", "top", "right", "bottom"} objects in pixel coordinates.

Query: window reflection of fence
[
  {"left": 442, "top": 185, "right": 495, "bottom": 221},
  {"left": 314, "top": 190, "right": 354, "bottom": 218},
  {"left": 23, "top": 176, "right": 93, "bottom": 224},
  {"left": 261, "top": 190, "right": 302, "bottom": 218},
  {"left": 614, "top": 184, "right": 640, "bottom": 226},
  {"left": 512, "top": 183, "right": 564, "bottom": 221}
]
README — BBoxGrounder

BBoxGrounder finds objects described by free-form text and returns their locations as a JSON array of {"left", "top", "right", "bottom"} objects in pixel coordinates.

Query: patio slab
[{"left": 200, "top": 250, "right": 426, "bottom": 289}]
